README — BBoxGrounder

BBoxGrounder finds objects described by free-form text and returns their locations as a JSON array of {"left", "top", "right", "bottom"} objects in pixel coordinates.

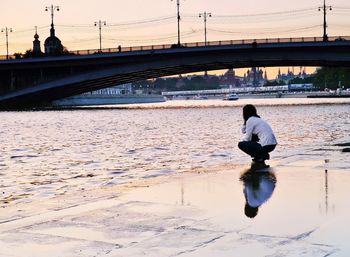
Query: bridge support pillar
[
  {"left": 40, "top": 69, "right": 44, "bottom": 82},
  {"left": 10, "top": 70, "right": 15, "bottom": 91}
]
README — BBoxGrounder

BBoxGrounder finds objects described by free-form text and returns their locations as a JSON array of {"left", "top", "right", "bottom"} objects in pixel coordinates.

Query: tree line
[{"left": 312, "top": 67, "right": 350, "bottom": 90}]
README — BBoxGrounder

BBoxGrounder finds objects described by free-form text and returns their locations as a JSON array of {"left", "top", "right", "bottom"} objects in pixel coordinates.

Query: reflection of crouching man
[
  {"left": 238, "top": 104, "right": 277, "bottom": 164},
  {"left": 240, "top": 170, "right": 277, "bottom": 218}
]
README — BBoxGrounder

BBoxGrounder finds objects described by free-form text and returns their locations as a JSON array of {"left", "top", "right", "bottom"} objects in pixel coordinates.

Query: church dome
[
  {"left": 44, "top": 35, "right": 61, "bottom": 45},
  {"left": 44, "top": 26, "right": 63, "bottom": 55},
  {"left": 32, "top": 30, "right": 43, "bottom": 56}
]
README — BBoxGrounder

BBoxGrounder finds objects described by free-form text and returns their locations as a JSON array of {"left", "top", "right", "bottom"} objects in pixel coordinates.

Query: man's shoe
[
  {"left": 252, "top": 157, "right": 264, "bottom": 163},
  {"left": 251, "top": 161, "right": 270, "bottom": 170}
]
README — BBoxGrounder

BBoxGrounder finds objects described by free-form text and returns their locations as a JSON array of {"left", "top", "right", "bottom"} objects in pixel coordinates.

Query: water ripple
[{"left": 0, "top": 101, "right": 349, "bottom": 206}]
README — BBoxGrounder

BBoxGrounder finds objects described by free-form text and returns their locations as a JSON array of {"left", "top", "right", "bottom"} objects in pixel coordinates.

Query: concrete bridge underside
[{"left": 1, "top": 41, "right": 350, "bottom": 109}]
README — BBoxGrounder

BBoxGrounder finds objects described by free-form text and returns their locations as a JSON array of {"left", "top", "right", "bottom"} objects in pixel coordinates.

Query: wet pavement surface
[{"left": 1, "top": 150, "right": 350, "bottom": 257}]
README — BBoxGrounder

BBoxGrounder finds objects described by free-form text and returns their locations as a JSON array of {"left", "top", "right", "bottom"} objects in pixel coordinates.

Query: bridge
[{"left": 1, "top": 36, "right": 350, "bottom": 109}]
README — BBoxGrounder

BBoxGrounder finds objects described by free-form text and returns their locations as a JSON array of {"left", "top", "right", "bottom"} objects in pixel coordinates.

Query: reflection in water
[
  {"left": 240, "top": 167, "right": 277, "bottom": 218},
  {"left": 181, "top": 180, "right": 184, "bottom": 206},
  {"left": 319, "top": 165, "right": 330, "bottom": 215},
  {"left": 324, "top": 170, "right": 329, "bottom": 214}
]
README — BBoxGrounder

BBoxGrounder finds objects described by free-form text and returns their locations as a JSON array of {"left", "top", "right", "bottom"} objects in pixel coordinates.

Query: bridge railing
[{"left": 1, "top": 36, "right": 350, "bottom": 60}]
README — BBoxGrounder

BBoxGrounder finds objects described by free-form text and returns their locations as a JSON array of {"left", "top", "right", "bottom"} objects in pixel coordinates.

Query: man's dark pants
[{"left": 238, "top": 141, "right": 276, "bottom": 160}]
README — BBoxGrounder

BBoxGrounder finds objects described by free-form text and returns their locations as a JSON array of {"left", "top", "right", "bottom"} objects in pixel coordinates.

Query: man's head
[
  {"left": 243, "top": 104, "right": 258, "bottom": 123},
  {"left": 244, "top": 203, "right": 259, "bottom": 218}
]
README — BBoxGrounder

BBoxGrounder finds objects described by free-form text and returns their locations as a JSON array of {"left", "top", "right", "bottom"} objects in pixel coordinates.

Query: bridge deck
[{"left": 1, "top": 35, "right": 350, "bottom": 61}]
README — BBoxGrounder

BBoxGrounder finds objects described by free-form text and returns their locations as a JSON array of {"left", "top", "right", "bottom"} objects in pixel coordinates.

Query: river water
[{"left": 0, "top": 98, "right": 349, "bottom": 206}]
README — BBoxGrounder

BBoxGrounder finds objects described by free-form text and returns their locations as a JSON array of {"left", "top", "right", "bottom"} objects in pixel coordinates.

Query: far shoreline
[{"left": 23, "top": 97, "right": 350, "bottom": 111}]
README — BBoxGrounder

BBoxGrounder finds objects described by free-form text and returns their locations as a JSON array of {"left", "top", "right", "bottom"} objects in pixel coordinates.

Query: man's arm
[
  {"left": 241, "top": 125, "right": 246, "bottom": 134},
  {"left": 242, "top": 119, "right": 254, "bottom": 141}
]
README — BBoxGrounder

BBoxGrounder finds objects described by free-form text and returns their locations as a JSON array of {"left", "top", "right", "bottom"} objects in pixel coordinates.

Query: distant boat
[
  {"left": 193, "top": 95, "right": 208, "bottom": 100},
  {"left": 223, "top": 93, "right": 239, "bottom": 101}
]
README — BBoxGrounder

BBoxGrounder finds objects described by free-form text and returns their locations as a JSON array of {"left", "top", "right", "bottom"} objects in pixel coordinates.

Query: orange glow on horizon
[{"left": 0, "top": 0, "right": 345, "bottom": 77}]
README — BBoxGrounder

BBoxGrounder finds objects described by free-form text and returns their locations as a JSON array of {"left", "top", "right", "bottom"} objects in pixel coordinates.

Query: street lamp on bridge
[
  {"left": 171, "top": 0, "right": 182, "bottom": 46},
  {"left": 319, "top": 0, "right": 332, "bottom": 42},
  {"left": 199, "top": 12, "right": 212, "bottom": 46},
  {"left": 45, "top": 5, "right": 60, "bottom": 27},
  {"left": 1, "top": 27, "right": 12, "bottom": 60},
  {"left": 94, "top": 20, "right": 107, "bottom": 52}
]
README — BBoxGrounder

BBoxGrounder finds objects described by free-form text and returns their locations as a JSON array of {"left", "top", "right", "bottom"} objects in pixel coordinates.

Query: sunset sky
[{"left": 2, "top": 0, "right": 350, "bottom": 77}]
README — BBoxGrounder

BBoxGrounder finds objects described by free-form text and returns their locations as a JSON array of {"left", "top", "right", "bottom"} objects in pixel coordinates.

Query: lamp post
[
  {"left": 199, "top": 12, "right": 212, "bottom": 46},
  {"left": 171, "top": 0, "right": 182, "bottom": 45},
  {"left": 319, "top": 0, "right": 332, "bottom": 42},
  {"left": 45, "top": 5, "right": 60, "bottom": 28},
  {"left": 1, "top": 27, "right": 12, "bottom": 60},
  {"left": 94, "top": 20, "right": 106, "bottom": 52}
]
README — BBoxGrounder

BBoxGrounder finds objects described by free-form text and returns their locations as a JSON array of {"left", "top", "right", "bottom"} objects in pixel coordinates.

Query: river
[{"left": 0, "top": 98, "right": 349, "bottom": 206}]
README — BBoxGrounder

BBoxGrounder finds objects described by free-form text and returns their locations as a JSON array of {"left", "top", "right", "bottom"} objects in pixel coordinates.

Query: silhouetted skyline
[{"left": 2, "top": 0, "right": 349, "bottom": 77}]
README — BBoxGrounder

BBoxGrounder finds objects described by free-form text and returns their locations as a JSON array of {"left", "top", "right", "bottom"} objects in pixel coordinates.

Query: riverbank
[
  {"left": 47, "top": 97, "right": 350, "bottom": 110},
  {"left": 1, "top": 99, "right": 349, "bottom": 256},
  {"left": 52, "top": 94, "right": 166, "bottom": 106},
  {"left": 1, "top": 144, "right": 349, "bottom": 256}
]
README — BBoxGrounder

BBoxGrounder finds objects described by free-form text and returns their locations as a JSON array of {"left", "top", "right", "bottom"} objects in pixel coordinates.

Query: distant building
[
  {"left": 91, "top": 84, "right": 133, "bottom": 95},
  {"left": 298, "top": 67, "right": 308, "bottom": 79},
  {"left": 32, "top": 27, "right": 43, "bottom": 57},
  {"left": 276, "top": 68, "right": 296, "bottom": 84},
  {"left": 175, "top": 75, "right": 186, "bottom": 89},
  {"left": 220, "top": 69, "right": 242, "bottom": 88},
  {"left": 243, "top": 67, "right": 266, "bottom": 87},
  {"left": 289, "top": 83, "right": 315, "bottom": 91},
  {"left": 264, "top": 70, "right": 268, "bottom": 81},
  {"left": 277, "top": 67, "right": 311, "bottom": 83},
  {"left": 219, "top": 68, "right": 268, "bottom": 88},
  {"left": 44, "top": 21, "right": 63, "bottom": 56}
]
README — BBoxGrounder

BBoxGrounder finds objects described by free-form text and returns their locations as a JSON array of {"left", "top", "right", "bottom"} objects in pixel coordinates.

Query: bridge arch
[{"left": 1, "top": 38, "right": 350, "bottom": 108}]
